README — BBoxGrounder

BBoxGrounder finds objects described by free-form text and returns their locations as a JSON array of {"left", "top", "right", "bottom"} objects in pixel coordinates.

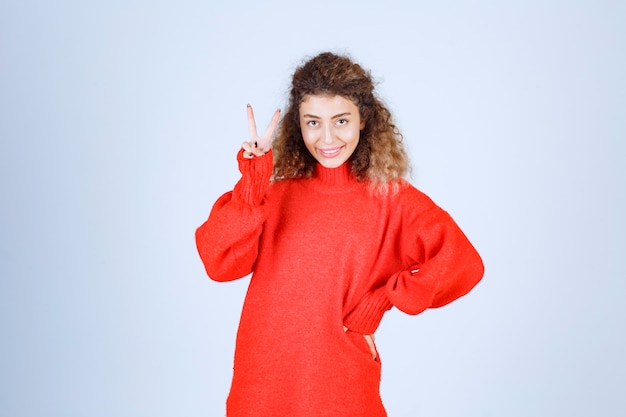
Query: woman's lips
[{"left": 318, "top": 146, "right": 343, "bottom": 158}]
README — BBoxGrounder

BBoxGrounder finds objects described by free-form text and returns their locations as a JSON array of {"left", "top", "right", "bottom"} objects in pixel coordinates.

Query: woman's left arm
[
  {"left": 386, "top": 205, "right": 484, "bottom": 315},
  {"left": 343, "top": 195, "right": 484, "bottom": 335}
]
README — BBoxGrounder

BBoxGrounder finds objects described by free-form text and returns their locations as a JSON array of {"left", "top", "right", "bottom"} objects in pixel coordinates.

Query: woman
[{"left": 196, "top": 52, "right": 484, "bottom": 416}]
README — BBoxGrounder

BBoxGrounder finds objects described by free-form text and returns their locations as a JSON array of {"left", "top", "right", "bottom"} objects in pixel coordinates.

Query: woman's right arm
[
  {"left": 195, "top": 105, "right": 280, "bottom": 282},
  {"left": 195, "top": 149, "right": 273, "bottom": 281}
]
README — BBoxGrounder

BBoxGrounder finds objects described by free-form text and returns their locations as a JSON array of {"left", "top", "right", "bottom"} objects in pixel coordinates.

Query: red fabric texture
[{"left": 196, "top": 149, "right": 484, "bottom": 416}]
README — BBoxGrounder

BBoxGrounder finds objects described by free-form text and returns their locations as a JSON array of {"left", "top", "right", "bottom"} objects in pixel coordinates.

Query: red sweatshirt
[{"left": 196, "top": 150, "right": 484, "bottom": 417}]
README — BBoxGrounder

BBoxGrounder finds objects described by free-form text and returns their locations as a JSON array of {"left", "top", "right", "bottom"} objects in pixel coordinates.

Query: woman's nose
[{"left": 323, "top": 126, "right": 333, "bottom": 144}]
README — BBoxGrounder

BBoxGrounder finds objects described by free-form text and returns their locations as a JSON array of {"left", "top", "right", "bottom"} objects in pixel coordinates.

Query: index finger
[{"left": 258, "top": 108, "right": 281, "bottom": 151}]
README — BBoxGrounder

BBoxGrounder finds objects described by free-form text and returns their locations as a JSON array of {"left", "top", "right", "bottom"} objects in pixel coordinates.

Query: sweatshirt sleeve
[
  {"left": 195, "top": 149, "right": 274, "bottom": 281},
  {"left": 385, "top": 204, "right": 484, "bottom": 315},
  {"left": 343, "top": 190, "right": 484, "bottom": 335}
]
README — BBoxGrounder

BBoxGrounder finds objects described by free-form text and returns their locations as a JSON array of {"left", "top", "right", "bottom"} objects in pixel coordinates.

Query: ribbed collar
[{"left": 306, "top": 162, "right": 363, "bottom": 194}]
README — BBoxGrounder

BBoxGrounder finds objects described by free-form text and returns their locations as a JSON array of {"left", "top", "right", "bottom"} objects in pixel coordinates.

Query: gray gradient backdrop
[{"left": 1, "top": 1, "right": 624, "bottom": 416}]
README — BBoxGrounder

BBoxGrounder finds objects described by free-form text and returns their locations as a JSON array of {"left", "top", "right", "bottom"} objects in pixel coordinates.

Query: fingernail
[{"left": 247, "top": 104, "right": 251, "bottom": 108}]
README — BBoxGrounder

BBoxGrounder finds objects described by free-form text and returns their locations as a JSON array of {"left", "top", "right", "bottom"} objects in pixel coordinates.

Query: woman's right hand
[{"left": 242, "top": 104, "right": 281, "bottom": 159}]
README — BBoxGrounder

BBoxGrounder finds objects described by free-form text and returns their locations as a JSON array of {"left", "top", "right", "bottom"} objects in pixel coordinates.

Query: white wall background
[{"left": 1, "top": 1, "right": 624, "bottom": 416}]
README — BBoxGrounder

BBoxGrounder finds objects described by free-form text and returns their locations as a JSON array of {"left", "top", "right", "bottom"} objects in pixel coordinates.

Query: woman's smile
[{"left": 318, "top": 146, "right": 344, "bottom": 158}]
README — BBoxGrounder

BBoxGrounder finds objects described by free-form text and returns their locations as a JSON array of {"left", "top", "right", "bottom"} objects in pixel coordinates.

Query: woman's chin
[{"left": 316, "top": 157, "right": 347, "bottom": 168}]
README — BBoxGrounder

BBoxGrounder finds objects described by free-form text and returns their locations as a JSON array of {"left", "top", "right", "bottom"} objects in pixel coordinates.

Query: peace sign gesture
[{"left": 242, "top": 104, "right": 281, "bottom": 159}]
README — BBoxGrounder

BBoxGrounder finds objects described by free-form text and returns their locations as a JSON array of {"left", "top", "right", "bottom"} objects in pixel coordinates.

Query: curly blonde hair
[{"left": 272, "top": 52, "right": 410, "bottom": 192}]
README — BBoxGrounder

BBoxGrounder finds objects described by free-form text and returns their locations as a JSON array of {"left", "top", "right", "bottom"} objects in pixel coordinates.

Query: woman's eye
[
  {"left": 336, "top": 119, "right": 348, "bottom": 125},
  {"left": 307, "top": 120, "right": 318, "bottom": 127}
]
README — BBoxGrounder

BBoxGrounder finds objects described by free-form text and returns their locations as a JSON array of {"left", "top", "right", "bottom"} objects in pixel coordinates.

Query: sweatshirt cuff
[
  {"left": 233, "top": 149, "right": 273, "bottom": 207},
  {"left": 343, "top": 286, "right": 393, "bottom": 335},
  {"left": 386, "top": 269, "right": 439, "bottom": 316}
]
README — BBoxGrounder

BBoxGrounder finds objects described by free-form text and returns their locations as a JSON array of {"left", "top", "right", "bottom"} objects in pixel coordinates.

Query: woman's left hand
[{"left": 344, "top": 326, "right": 377, "bottom": 361}]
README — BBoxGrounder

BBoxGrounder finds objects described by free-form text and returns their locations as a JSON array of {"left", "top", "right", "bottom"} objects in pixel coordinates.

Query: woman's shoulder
[
  {"left": 385, "top": 179, "right": 453, "bottom": 221},
  {"left": 387, "top": 180, "right": 455, "bottom": 229},
  {"left": 268, "top": 176, "right": 301, "bottom": 190},
  {"left": 266, "top": 176, "right": 308, "bottom": 199},
  {"left": 393, "top": 179, "right": 436, "bottom": 206}
]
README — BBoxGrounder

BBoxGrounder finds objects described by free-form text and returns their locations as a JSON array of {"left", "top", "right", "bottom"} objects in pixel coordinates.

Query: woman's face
[{"left": 299, "top": 95, "right": 365, "bottom": 169}]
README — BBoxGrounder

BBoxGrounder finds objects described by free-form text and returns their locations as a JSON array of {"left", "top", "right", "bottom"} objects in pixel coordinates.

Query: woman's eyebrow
[{"left": 302, "top": 112, "right": 352, "bottom": 119}]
